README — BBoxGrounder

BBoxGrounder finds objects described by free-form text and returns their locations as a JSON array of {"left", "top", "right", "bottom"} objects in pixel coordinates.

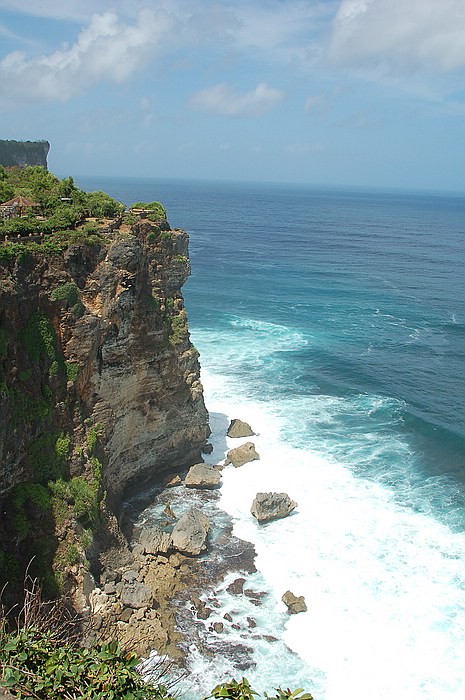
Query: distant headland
[{"left": 0, "top": 139, "right": 50, "bottom": 169}]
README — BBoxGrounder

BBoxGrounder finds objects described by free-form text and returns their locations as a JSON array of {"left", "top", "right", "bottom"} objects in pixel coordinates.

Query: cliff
[
  {"left": 0, "top": 140, "right": 50, "bottom": 169},
  {"left": 0, "top": 217, "right": 210, "bottom": 596}
]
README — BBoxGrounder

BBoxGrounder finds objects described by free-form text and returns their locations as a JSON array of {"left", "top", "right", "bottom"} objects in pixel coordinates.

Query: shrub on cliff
[{"left": 0, "top": 580, "right": 174, "bottom": 700}]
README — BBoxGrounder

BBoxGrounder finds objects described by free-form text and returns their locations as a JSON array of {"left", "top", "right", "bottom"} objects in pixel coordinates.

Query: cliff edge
[
  {"left": 0, "top": 140, "right": 50, "bottom": 169},
  {"left": 0, "top": 217, "right": 210, "bottom": 597}
]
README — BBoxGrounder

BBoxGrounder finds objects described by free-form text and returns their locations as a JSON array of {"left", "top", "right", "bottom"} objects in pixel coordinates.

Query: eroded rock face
[
  {"left": 185, "top": 462, "right": 222, "bottom": 489},
  {"left": 224, "top": 442, "right": 260, "bottom": 468},
  {"left": 171, "top": 507, "right": 210, "bottom": 555},
  {"left": 250, "top": 492, "right": 297, "bottom": 523},
  {"left": 0, "top": 223, "right": 210, "bottom": 501}
]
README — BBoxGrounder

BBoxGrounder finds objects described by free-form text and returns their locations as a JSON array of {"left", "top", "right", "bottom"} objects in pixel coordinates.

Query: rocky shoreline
[{"left": 89, "top": 418, "right": 301, "bottom": 675}]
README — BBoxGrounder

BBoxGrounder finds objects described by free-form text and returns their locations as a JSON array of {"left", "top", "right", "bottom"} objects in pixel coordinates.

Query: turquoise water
[{"left": 78, "top": 177, "right": 465, "bottom": 699}]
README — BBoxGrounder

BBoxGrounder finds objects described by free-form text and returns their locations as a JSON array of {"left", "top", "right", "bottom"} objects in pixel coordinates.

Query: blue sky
[{"left": 1, "top": 0, "right": 464, "bottom": 191}]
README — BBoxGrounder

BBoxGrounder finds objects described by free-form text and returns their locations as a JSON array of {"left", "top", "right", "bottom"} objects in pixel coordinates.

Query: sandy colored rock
[
  {"left": 185, "top": 462, "right": 222, "bottom": 489},
  {"left": 282, "top": 590, "right": 307, "bottom": 614},
  {"left": 139, "top": 526, "right": 172, "bottom": 555},
  {"left": 251, "top": 492, "right": 297, "bottom": 523},
  {"left": 224, "top": 442, "right": 260, "bottom": 468},
  {"left": 171, "top": 507, "right": 210, "bottom": 555},
  {"left": 227, "top": 418, "right": 255, "bottom": 438}
]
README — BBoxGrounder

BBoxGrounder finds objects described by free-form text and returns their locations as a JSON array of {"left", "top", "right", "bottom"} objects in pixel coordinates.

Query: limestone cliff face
[
  {"left": 0, "top": 140, "right": 50, "bottom": 169},
  {"left": 0, "top": 221, "right": 210, "bottom": 503}
]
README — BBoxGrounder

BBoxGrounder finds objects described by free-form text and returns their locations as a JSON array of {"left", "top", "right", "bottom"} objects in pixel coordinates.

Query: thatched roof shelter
[{"left": 0, "top": 195, "right": 39, "bottom": 217}]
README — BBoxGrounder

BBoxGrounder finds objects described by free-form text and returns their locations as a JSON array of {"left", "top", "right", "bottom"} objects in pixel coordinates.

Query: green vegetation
[
  {"left": 11, "top": 483, "right": 51, "bottom": 538},
  {"left": 0, "top": 609, "right": 172, "bottom": 700},
  {"left": 50, "top": 281, "right": 80, "bottom": 306},
  {"left": 130, "top": 201, "right": 167, "bottom": 219},
  {"left": 0, "top": 166, "right": 124, "bottom": 246}
]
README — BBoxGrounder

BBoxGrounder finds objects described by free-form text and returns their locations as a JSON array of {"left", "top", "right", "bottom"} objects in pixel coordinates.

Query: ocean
[{"left": 76, "top": 176, "right": 465, "bottom": 700}]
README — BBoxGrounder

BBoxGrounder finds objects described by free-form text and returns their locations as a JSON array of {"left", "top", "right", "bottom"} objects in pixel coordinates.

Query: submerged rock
[
  {"left": 185, "top": 462, "right": 222, "bottom": 489},
  {"left": 282, "top": 590, "right": 307, "bottom": 614},
  {"left": 224, "top": 442, "right": 260, "bottom": 468},
  {"left": 227, "top": 419, "right": 255, "bottom": 438},
  {"left": 171, "top": 507, "right": 210, "bottom": 555},
  {"left": 250, "top": 492, "right": 297, "bottom": 523}
]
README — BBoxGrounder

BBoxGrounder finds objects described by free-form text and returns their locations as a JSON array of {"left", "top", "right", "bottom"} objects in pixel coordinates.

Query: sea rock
[
  {"left": 139, "top": 526, "right": 172, "bottom": 555},
  {"left": 224, "top": 442, "right": 260, "bottom": 468},
  {"left": 227, "top": 577, "right": 246, "bottom": 595},
  {"left": 171, "top": 507, "right": 210, "bottom": 555},
  {"left": 184, "top": 462, "right": 222, "bottom": 489},
  {"left": 202, "top": 443, "right": 214, "bottom": 454},
  {"left": 250, "top": 492, "right": 297, "bottom": 523},
  {"left": 282, "top": 590, "right": 307, "bottom": 614},
  {"left": 227, "top": 419, "right": 255, "bottom": 438}
]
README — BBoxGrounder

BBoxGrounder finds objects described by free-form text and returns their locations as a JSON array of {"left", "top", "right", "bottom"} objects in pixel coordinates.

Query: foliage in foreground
[
  {"left": 0, "top": 579, "right": 173, "bottom": 700},
  {"left": 0, "top": 580, "right": 314, "bottom": 700}
]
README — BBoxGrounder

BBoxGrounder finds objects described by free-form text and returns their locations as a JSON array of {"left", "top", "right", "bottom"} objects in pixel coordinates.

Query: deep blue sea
[{"left": 77, "top": 176, "right": 465, "bottom": 700}]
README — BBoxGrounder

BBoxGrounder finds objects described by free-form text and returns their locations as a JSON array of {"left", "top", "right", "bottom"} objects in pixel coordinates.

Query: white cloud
[
  {"left": 329, "top": 0, "right": 465, "bottom": 74},
  {"left": 189, "top": 82, "right": 284, "bottom": 118},
  {"left": 0, "top": 9, "right": 171, "bottom": 106}
]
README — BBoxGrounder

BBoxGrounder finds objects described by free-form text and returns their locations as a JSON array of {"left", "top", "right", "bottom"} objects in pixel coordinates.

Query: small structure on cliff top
[{"left": 0, "top": 195, "right": 39, "bottom": 219}]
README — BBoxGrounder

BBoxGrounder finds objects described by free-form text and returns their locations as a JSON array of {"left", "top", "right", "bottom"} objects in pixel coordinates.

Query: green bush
[
  {"left": 130, "top": 201, "right": 167, "bottom": 219},
  {"left": 0, "top": 628, "right": 172, "bottom": 700},
  {"left": 50, "top": 282, "right": 80, "bottom": 306}
]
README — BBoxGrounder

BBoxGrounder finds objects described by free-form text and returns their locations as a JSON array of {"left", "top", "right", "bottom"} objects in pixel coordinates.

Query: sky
[{"left": 0, "top": 0, "right": 465, "bottom": 192}]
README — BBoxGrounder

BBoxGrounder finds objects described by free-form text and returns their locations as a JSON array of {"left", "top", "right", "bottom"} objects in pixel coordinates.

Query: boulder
[
  {"left": 251, "top": 492, "right": 297, "bottom": 523},
  {"left": 120, "top": 581, "right": 153, "bottom": 609},
  {"left": 227, "top": 577, "right": 246, "bottom": 595},
  {"left": 171, "top": 507, "right": 210, "bottom": 555},
  {"left": 185, "top": 462, "right": 222, "bottom": 489},
  {"left": 202, "top": 443, "right": 214, "bottom": 454},
  {"left": 282, "top": 590, "right": 307, "bottom": 614},
  {"left": 227, "top": 419, "right": 255, "bottom": 438},
  {"left": 139, "top": 526, "right": 172, "bottom": 555},
  {"left": 224, "top": 442, "right": 260, "bottom": 468}
]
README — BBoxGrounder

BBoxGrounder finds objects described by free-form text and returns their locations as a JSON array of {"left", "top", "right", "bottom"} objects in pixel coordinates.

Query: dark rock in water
[
  {"left": 247, "top": 617, "right": 257, "bottom": 628},
  {"left": 282, "top": 590, "right": 307, "bottom": 614},
  {"left": 243, "top": 589, "right": 267, "bottom": 606},
  {"left": 212, "top": 621, "right": 224, "bottom": 633},
  {"left": 227, "top": 419, "right": 255, "bottom": 438},
  {"left": 250, "top": 492, "right": 297, "bottom": 523},
  {"left": 202, "top": 443, "right": 214, "bottom": 454},
  {"left": 224, "top": 442, "right": 260, "bottom": 468},
  {"left": 227, "top": 577, "right": 246, "bottom": 595},
  {"left": 171, "top": 507, "right": 210, "bottom": 555},
  {"left": 139, "top": 526, "right": 171, "bottom": 555},
  {"left": 185, "top": 462, "right": 222, "bottom": 489},
  {"left": 224, "top": 612, "right": 233, "bottom": 622}
]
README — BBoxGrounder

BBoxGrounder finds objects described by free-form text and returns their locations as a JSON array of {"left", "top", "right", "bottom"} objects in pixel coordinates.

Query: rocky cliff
[
  {"left": 0, "top": 140, "right": 50, "bottom": 169},
  {"left": 0, "top": 217, "right": 210, "bottom": 596}
]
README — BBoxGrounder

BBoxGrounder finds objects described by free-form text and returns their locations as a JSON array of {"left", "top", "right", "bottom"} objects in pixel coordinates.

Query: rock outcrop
[
  {"left": 185, "top": 462, "right": 221, "bottom": 489},
  {"left": 227, "top": 419, "right": 255, "bottom": 438},
  {"left": 281, "top": 590, "right": 307, "bottom": 614},
  {"left": 0, "top": 217, "right": 210, "bottom": 598},
  {"left": 250, "top": 492, "right": 297, "bottom": 523},
  {"left": 170, "top": 507, "right": 210, "bottom": 555},
  {"left": 0, "top": 139, "right": 50, "bottom": 169},
  {"left": 224, "top": 442, "right": 260, "bottom": 468}
]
